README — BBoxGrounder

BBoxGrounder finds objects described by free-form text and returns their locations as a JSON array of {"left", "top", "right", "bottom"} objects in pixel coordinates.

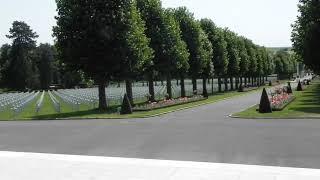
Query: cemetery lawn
[
  {"left": 0, "top": 82, "right": 287, "bottom": 120},
  {"left": 232, "top": 80, "right": 320, "bottom": 119},
  {"left": 0, "top": 88, "right": 264, "bottom": 120}
]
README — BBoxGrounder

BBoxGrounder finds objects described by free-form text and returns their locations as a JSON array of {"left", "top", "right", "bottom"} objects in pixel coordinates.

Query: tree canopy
[
  {"left": 54, "top": 0, "right": 153, "bottom": 109},
  {"left": 292, "top": 0, "right": 320, "bottom": 73}
]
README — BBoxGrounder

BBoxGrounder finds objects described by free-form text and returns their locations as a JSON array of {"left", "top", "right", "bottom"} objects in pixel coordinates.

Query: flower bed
[
  {"left": 133, "top": 95, "right": 207, "bottom": 111},
  {"left": 269, "top": 87, "right": 295, "bottom": 111}
]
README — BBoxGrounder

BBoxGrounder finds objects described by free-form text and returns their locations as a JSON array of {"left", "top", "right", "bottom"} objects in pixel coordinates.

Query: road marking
[{"left": 0, "top": 151, "right": 320, "bottom": 180}]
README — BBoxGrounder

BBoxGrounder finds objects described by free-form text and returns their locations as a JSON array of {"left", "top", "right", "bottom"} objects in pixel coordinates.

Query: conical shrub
[
  {"left": 287, "top": 82, "right": 293, "bottom": 94},
  {"left": 120, "top": 93, "right": 133, "bottom": 115},
  {"left": 269, "top": 81, "right": 272, "bottom": 86},
  {"left": 259, "top": 88, "right": 272, "bottom": 113},
  {"left": 297, "top": 80, "right": 303, "bottom": 91}
]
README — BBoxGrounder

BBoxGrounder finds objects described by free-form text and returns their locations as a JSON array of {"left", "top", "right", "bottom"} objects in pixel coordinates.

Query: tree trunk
[
  {"left": 125, "top": 79, "right": 134, "bottom": 106},
  {"left": 251, "top": 77, "right": 254, "bottom": 86},
  {"left": 230, "top": 77, "right": 234, "bottom": 90},
  {"left": 224, "top": 78, "right": 228, "bottom": 91},
  {"left": 98, "top": 80, "right": 107, "bottom": 110},
  {"left": 240, "top": 77, "right": 243, "bottom": 88},
  {"left": 211, "top": 78, "right": 214, "bottom": 94},
  {"left": 192, "top": 77, "right": 197, "bottom": 94},
  {"left": 161, "top": 80, "right": 164, "bottom": 86},
  {"left": 244, "top": 77, "right": 247, "bottom": 86},
  {"left": 235, "top": 77, "right": 239, "bottom": 90},
  {"left": 218, "top": 77, "right": 222, "bottom": 92},
  {"left": 148, "top": 76, "right": 155, "bottom": 102},
  {"left": 202, "top": 77, "right": 208, "bottom": 97},
  {"left": 180, "top": 76, "right": 186, "bottom": 97},
  {"left": 166, "top": 74, "right": 172, "bottom": 99},
  {"left": 176, "top": 79, "right": 179, "bottom": 86}
]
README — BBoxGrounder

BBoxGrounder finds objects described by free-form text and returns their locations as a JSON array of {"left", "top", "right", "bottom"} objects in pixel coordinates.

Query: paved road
[{"left": 1, "top": 89, "right": 320, "bottom": 169}]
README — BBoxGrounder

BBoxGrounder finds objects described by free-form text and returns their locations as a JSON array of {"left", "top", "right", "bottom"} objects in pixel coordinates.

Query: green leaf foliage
[{"left": 292, "top": 0, "right": 320, "bottom": 73}]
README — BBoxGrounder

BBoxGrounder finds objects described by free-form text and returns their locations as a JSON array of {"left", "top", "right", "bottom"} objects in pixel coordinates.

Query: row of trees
[
  {"left": 53, "top": 0, "right": 285, "bottom": 110},
  {"left": 0, "top": 0, "right": 298, "bottom": 110},
  {"left": 273, "top": 50, "right": 297, "bottom": 80},
  {"left": 0, "top": 21, "right": 87, "bottom": 91}
]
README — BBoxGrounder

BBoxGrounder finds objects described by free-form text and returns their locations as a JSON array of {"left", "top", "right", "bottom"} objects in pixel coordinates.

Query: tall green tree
[
  {"left": 224, "top": 29, "right": 240, "bottom": 91},
  {"left": 36, "top": 43, "right": 54, "bottom": 89},
  {"left": 173, "top": 7, "right": 211, "bottom": 94},
  {"left": 245, "top": 40, "right": 258, "bottom": 86},
  {"left": 198, "top": 29, "right": 213, "bottom": 97},
  {"left": 0, "top": 44, "right": 11, "bottom": 86},
  {"left": 54, "top": 0, "right": 153, "bottom": 109},
  {"left": 274, "top": 50, "right": 293, "bottom": 79},
  {"left": 237, "top": 37, "right": 249, "bottom": 87},
  {"left": 292, "top": 0, "right": 320, "bottom": 73},
  {"left": 137, "top": 1, "right": 189, "bottom": 100},
  {"left": 200, "top": 19, "right": 228, "bottom": 92},
  {"left": 6, "top": 21, "right": 38, "bottom": 90},
  {"left": 119, "top": 0, "right": 154, "bottom": 105},
  {"left": 256, "top": 47, "right": 265, "bottom": 85}
]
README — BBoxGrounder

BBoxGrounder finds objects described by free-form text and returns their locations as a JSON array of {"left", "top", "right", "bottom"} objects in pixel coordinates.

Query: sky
[{"left": 0, "top": 0, "right": 299, "bottom": 47}]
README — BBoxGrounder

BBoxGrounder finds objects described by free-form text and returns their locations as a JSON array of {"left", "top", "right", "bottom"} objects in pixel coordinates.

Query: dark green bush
[
  {"left": 297, "top": 80, "right": 303, "bottom": 91},
  {"left": 238, "top": 84, "right": 244, "bottom": 92},
  {"left": 287, "top": 82, "right": 293, "bottom": 94},
  {"left": 259, "top": 88, "right": 272, "bottom": 113},
  {"left": 120, "top": 93, "right": 133, "bottom": 115}
]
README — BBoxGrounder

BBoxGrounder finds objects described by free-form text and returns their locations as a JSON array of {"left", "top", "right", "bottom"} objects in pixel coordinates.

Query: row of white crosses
[
  {"left": 60, "top": 89, "right": 98, "bottom": 108},
  {"left": 0, "top": 92, "right": 39, "bottom": 116},
  {"left": 48, "top": 91, "right": 61, "bottom": 113},
  {"left": 11, "top": 92, "right": 39, "bottom": 117},
  {"left": 35, "top": 91, "right": 45, "bottom": 114},
  {"left": 53, "top": 90, "right": 81, "bottom": 111}
]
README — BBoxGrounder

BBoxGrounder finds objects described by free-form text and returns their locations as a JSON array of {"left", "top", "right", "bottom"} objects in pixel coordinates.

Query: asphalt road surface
[{"left": 1, "top": 90, "right": 320, "bottom": 169}]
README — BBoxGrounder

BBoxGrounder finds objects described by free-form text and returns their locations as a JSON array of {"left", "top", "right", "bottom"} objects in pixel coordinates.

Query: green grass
[
  {"left": 0, "top": 82, "right": 285, "bottom": 120},
  {"left": 233, "top": 80, "right": 320, "bottom": 118},
  {"left": 0, "top": 88, "right": 16, "bottom": 94}
]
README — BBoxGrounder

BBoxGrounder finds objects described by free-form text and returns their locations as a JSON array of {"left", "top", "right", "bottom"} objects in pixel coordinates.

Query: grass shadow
[
  {"left": 31, "top": 107, "right": 120, "bottom": 120},
  {"left": 290, "top": 82, "right": 320, "bottom": 114}
]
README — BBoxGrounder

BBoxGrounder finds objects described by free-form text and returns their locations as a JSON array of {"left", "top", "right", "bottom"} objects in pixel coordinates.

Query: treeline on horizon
[{"left": 0, "top": 0, "right": 298, "bottom": 109}]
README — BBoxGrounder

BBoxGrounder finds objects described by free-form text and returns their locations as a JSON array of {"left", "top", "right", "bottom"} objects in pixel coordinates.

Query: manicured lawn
[
  {"left": 232, "top": 80, "right": 320, "bottom": 118},
  {"left": 0, "top": 82, "right": 286, "bottom": 120}
]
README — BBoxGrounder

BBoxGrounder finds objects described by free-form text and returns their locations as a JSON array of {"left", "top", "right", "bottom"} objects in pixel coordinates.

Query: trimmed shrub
[
  {"left": 287, "top": 82, "right": 293, "bottom": 94},
  {"left": 297, "top": 80, "right": 303, "bottom": 91},
  {"left": 269, "top": 81, "right": 272, "bottom": 86},
  {"left": 120, "top": 93, "right": 133, "bottom": 115},
  {"left": 259, "top": 88, "right": 272, "bottom": 113},
  {"left": 238, "top": 84, "right": 244, "bottom": 92}
]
